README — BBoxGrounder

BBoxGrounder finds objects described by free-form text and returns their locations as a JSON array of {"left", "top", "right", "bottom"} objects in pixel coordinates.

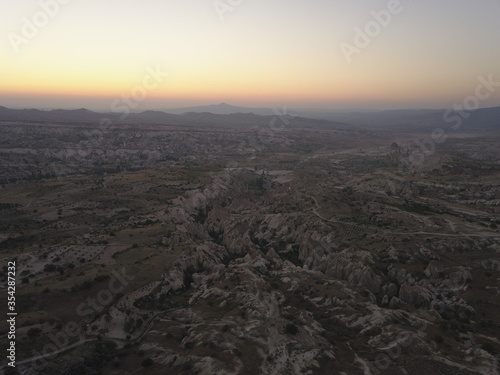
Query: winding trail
[
  {"left": 16, "top": 310, "right": 167, "bottom": 370},
  {"left": 16, "top": 338, "right": 96, "bottom": 366},
  {"left": 306, "top": 193, "right": 499, "bottom": 240}
]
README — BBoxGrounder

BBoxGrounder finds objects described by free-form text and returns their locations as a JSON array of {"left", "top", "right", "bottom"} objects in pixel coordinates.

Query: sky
[{"left": 1, "top": 0, "right": 499, "bottom": 111}]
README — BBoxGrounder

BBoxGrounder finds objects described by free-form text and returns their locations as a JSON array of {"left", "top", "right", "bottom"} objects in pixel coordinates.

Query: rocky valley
[{"left": 0, "top": 109, "right": 499, "bottom": 375}]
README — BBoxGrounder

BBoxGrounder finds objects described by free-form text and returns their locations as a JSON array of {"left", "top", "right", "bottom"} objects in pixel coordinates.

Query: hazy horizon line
[{"left": 2, "top": 103, "right": 499, "bottom": 114}]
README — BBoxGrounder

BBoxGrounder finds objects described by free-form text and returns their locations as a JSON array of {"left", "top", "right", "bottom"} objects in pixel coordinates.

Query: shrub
[
  {"left": 27, "top": 327, "right": 42, "bottom": 338},
  {"left": 482, "top": 342, "right": 495, "bottom": 354},
  {"left": 284, "top": 323, "right": 298, "bottom": 335},
  {"left": 141, "top": 358, "right": 154, "bottom": 367},
  {"left": 43, "top": 264, "right": 57, "bottom": 272}
]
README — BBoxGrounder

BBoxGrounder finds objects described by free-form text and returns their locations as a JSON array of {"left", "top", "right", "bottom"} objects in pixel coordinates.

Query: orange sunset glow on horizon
[{"left": 1, "top": 0, "right": 499, "bottom": 111}]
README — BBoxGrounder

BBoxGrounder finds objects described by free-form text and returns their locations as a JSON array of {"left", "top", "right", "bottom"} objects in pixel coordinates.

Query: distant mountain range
[
  {"left": 0, "top": 105, "right": 350, "bottom": 130},
  {"left": 167, "top": 103, "right": 275, "bottom": 116},
  {"left": 166, "top": 103, "right": 500, "bottom": 131},
  {"left": 308, "top": 107, "right": 500, "bottom": 131},
  {"left": 0, "top": 106, "right": 108, "bottom": 123},
  {"left": 0, "top": 104, "right": 498, "bottom": 131}
]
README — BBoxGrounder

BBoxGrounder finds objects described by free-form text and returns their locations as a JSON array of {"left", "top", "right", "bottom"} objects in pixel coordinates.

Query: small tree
[
  {"left": 27, "top": 327, "right": 42, "bottom": 338},
  {"left": 284, "top": 323, "right": 298, "bottom": 335},
  {"left": 141, "top": 358, "right": 154, "bottom": 367}
]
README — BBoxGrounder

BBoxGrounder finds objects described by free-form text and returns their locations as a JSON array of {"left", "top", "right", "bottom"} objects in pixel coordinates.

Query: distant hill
[
  {"left": 295, "top": 107, "right": 500, "bottom": 131},
  {"left": 167, "top": 103, "right": 275, "bottom": 116},
  {"left": 0, "top": 107, "right": 108, "bottom": 123},
  {"left": 1, "top": 105, "right": 497, "bottom": 131},
  {"left": 0, "top": 106, "right": 350, "bottom": 129},
  {"left": 127, "top": 110, "right": 180, "bottom": 124},
  {"left": 165, "top": 104, "right": 500, "bottom": 131},
  {"left": 460, "top": 106, "right": 500, "bottom": 131}
]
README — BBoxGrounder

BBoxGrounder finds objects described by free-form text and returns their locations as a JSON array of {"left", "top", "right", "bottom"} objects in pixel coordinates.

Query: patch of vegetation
[
  {"left": 141, "top": 358, "right": 154, "bottom": 367},
  {"left": 284, "top": 323, "right": 298, "bottom": 335}
]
